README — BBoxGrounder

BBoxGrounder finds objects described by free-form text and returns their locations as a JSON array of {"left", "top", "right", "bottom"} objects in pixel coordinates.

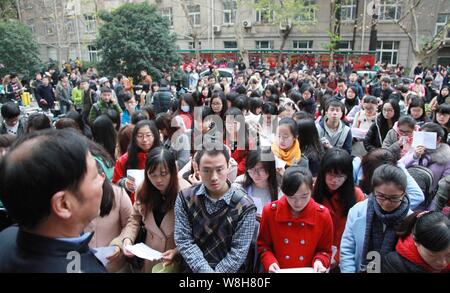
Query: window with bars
[
  {"left": 378, "top": 0, "right": 401, "bottom": 21},
  {"left": 188, "top": 5, "right": 201, "bottom": 26},
  {"left": 46, "top": 21, "right": 55, "bottom": 35},
  {"left": 161, "top": 7, "right": 173, "bottom": 27},
  {"left": 376, "top": 41, "right": 400, "bottom": 65},
  {"left": 223, "top": 0, "right": 237, "bottom": 25},
  {"left": 255, "top": 0, "right": 273, "bottom": 23},
  {"left": 340, "top": 0, "right": 356, "bottom": 21}
]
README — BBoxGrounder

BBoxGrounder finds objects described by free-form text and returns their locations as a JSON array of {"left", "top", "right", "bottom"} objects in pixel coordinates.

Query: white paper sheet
[
  {"left": 412, "top": 131, "right": 437, "bottom": 149},
  {"left": 275, "top": 267, "right": 315, "bottom": 273},
  {"left": 124, "top": 243, "right": 162, "bottom": 261},
  {"left": 93, "top": 246, "right": 116, "bottom": 267},
  {"left": 275, "top": 156, "right": 287, "bottom": 169},
  {"left": 351, "top": 128, "right": 368, "bottom": 140},
  {"left": 126, "top": 169, "right": 145, "bottom": 190}
]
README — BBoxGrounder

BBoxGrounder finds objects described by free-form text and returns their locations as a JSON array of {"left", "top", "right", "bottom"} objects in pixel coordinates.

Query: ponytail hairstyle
[{"left": 397, "top": 211, "right": 450, "bottom": 252}]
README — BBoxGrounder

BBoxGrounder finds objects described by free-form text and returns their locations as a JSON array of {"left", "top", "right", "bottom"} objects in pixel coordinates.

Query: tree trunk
[
  {"left": 368, "top": 3, "right": 378, "bottom": 51},
  {"left": 278, "top": 26, "right": 293, "bottom": 64},
  {"left": 351, "top": 0, "right": 360, "bottom": 50}
]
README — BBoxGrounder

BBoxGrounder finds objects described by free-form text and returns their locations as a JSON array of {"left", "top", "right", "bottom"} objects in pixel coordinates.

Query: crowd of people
[{"left": 0, "top": 56, "right": 449, "bottom": 273}]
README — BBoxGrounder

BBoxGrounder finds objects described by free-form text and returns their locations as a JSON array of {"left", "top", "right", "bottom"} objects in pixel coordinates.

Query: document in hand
[
  {"left": 126, "top": 169, "right": 145, "bottom": 190},
  {"left": 275, "top": 267, "right": 315, "bottom": 273},
  {"left": 124, "top": 243, "right": 163, "bottom": 261},
  {"left": 93, "top": 246, "right": 117, "bottom": 266},
  {"left": 412, "top": 131, "right": 437, "bottom": 149}
]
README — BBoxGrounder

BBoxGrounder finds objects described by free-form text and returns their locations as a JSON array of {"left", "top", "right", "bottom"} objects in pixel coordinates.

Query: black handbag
[{"left": 127, "top": 222, "right": 147, "bottom": 271}]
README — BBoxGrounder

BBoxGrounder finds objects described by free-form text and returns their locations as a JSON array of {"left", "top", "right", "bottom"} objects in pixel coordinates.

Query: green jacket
[
  {"left": 71, "top": 87, "right": 83, "bottom": 108},
  {"left": 88, "top": 99, "right": 122, "bottom": 126}
]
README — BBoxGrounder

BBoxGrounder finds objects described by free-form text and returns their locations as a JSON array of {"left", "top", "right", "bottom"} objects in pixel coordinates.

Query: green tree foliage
[
  {"left": 0, "top": 0, "right": 18, "bottom": 21},
  {"left": 0, "top": 21, "right": 41, "bottom": 78},
  {"left": 96, "top": 2, "right": 180, "bottom": 81}
]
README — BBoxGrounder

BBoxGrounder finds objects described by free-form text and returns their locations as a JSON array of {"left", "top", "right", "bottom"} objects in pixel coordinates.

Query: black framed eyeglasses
[{"left": 374, "top": 191, "right": 405, "bottom": 203}]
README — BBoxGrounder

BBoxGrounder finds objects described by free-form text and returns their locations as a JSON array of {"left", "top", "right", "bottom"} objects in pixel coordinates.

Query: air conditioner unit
[
  {"left": 279, "top": 22, "right": 292, "bottom": 32},
  {"left": 213, "top": 25, "right": 221, "bottom": 33},
  {"left": 242, "top": 20, "right": 252, "bottom": 28}
]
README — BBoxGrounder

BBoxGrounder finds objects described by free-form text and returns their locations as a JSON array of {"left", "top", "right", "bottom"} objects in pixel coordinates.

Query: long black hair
[
  {"left": 136, "top": 147, "right": 179, "bottom": 214},
  {"left": 377, "top": 98, "right": 400, "bottom": 139},
  {"left": 124, "top": 120, "right": 160, "bottom": 172},
  {"left": 297, "top": 118, "right": 324, "bottom": 158},
  {"left": 92, "top": 115, "right": 117, "bottom": 160},
  {"left": 243, "top": 149, "right": 278, "bottom": 201},
  {"left": 312, "top": 148, "right": 356, "bottom": 216},
  {"left": 397, "top": 211, "right": 450, "bottom": 252},
  {"left": 210, "top": 91, "right": 228, "bottom": 120}
]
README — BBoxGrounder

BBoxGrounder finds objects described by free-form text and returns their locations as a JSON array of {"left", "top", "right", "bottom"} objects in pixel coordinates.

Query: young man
[
  {"left": 316, "top": 100, "right": 353, "bottom": 155},
  {"left": 36, "top": 76, "right": 56, "bottom": 111},
  {"left": 120, "top": 92, "right": 138, "bottom": 126},
  {"left": 55, "top": 74, "right": 73, "bottom": 114},
  {"left": 174, "top": 148, "right": 256, "bottom": 273},
  {"left": 0, "top": 102, "right": 26, "bottom": 137},
  {"left": 0, "top": 129, "right": 106, "bottom": 272},
  {"left": 88, "top": 87, "right": 122, "bottom": 126}
]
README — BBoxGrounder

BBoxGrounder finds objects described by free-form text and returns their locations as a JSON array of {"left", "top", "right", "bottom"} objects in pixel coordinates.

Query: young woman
[
  {"left": 209, "top": 91, "right": 228, "bottom": 121},
  {"left": 233, "top": 149, "right": 280, "bottom": 217},
  {"left": 342, "top": 86, "right": 359, "bottom": 118},
  {"left": 174, "top": 93, "right": 195, "bottom": 132},
  {"left": 85, "top": 142, "right": 133, "bottom": 272},
  {"left": 433, "top": 103, "right": 450, "bottom": 144},
  {"left": 155, "top": 113, "right": 190, "bottom": 170},
  {"left": 111, "top": 147, "right": 191, "bottom": 273},
  {"left": 116, "top": 124, "right": 134, "bottom": 158},
  {"left": 382, "top": 115, "right": 420, "bottom": 160},
  {"left": 297, "top": 118, "right": 325, "bottom": 177},
  {"left": 340, "top": 164, "right": 412, "bottom": 273},
  {"left": 383, "top": 211, "right": 449, "bottom": 273},
  {"left": 430, "top": 85, "right": 450, "bottom": 111},
  {"left": 352, "top": 95, "right": 378, "bottom": 131},
  {"left": 272, "top": 117, "right": 301, "bottom": 168},
  {"left": 224, "top": 107, "right": 253, "bottom": 176},
  {"left": 112, "top": 120, "right": 161, "bottom": 202},
  {"left": 92, "top": 115, "right": 117, "bottom": 160},
  {"left": 257, "top": 166, "right": 333, "bottom": 273},
  {"left": 312, "top": 148, "right": 365, "bottom": 270},
  {"left": 408, "top": 96, "right": 430, "bottom": 127},
  {"left": 364, "top": 99, "right": 400, "bottom": 152}
]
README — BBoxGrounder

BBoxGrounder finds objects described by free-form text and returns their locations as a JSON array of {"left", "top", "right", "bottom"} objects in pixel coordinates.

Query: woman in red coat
[
  {"left": 112, "top": 120, "right": 160, "bottom": 202},
  {"left": 257, "top": 166, "right": 333, "bottom": 273}
]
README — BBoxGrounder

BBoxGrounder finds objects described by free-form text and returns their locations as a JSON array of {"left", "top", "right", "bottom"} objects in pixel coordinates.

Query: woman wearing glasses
[
  {"left": 382, "top": 115, "right": 420, "bottom": 160},
  {"left": 312, "top": 149, "right": 365, "bottom": 272},
  {"left": 112, "top": 120, "right": 161, "bottom": 202},
  {"left": 364, "top": 99, "right": 400, "bottom": 152},
  {"left": 111, "top": 147, "right": 191, "bottom": 272},
  {"left": 340, "top": 164, "right": 413, "bottom": 273},
  {"left": 233, "top": 149, "right": 281, "bottom": 219}
]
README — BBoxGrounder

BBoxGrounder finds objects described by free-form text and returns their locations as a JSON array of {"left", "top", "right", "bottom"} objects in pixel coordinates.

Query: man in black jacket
[
  {"left": 36, "top": 76, "right": 55, "bottom": 111},
  {"left": 0, "top": 129, "right": 106, "bottom": 273},
  {"left": 152, "top": 79, "right": 173, "bottom": 114}
]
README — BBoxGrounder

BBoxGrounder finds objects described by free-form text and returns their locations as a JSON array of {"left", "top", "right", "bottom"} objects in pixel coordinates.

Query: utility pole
[{"left": 53, "top": 0, "right": 62, "bottom": 68}]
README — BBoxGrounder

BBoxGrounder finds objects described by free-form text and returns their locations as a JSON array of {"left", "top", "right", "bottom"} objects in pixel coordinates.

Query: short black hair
[
  {"left": 281, "top": 166, "right": 313, "bottom": 197},
  {"left": 1, "top": 102, "right": 20, "bottom": 119},
  {"left": 100, "top": 87, "right": 112, "bottom": 93},
  {"left": 195, "top": 147, "right": 230, "bottom": 167},
  {"left": 372, "top": 164, "right": 407, "bottom": 192},
  {"left": 27, "top": 113, "right": 51, "bottom": 132},
  {"left": 420, "top": 122, "right": 445, "bottom": 140},
  {"left": 0, "top": 129, "right": 90, "bottom": 229},
  {"left": 398, "top": 115, "right": 417, "bottom": 128}
]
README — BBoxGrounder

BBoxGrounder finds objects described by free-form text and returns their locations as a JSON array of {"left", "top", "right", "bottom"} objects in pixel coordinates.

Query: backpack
[{"left": 407, "top": 165, "right": 435, "bottom": 210}]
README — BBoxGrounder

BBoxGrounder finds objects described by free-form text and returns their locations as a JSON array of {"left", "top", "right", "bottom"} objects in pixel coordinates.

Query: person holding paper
[
  {"left": 382, "top": 115, "right": 420, "bottom": 160},
  {"left": 432, "top": 103, "right": 450, "bottom": 145},
  {"left": 257, "top": 166, "right": 333, "bottom": 273},
  {"left": 400, "top": 123, "right": 450, "bottom": 193},
  {"left": 112, "top": 120, "right": 161, "bottom": 202},
  {"left": 111, "top": 147, "right": 191, "bottom": 272},
  {"left": 312, "top": 149, "right": 365, "bottom": 272},
  {"left": 232, "top": 149, "right": 281, "bottom": 219}
]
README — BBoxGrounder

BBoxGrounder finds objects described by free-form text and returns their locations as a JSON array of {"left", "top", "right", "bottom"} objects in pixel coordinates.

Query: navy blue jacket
[{"left": 0, "top": 226, "right": 106, "bottom": 273}]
